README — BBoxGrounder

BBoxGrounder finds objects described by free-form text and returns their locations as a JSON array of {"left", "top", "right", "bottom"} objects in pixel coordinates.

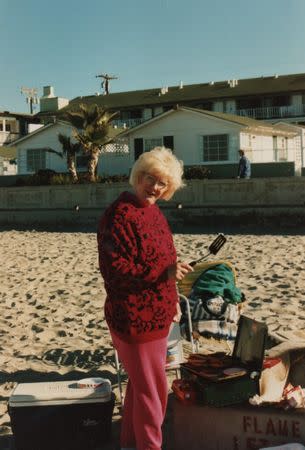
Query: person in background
[
  {"left": 97, "top": 147, "right": 193, "bottom": 450},
  {"left": 237, "top": 149, "right": 251, "bottom": 179}
]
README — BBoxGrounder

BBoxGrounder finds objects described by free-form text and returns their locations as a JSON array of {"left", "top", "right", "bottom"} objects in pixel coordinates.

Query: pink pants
[{"left": 111, "top": 332, "right": 168, "bottom": 450}]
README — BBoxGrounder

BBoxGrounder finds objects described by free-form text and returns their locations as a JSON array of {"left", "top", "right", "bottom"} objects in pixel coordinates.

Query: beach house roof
[
  {"left": 5, "top": 120, "right": 69, "bottom": 146},
  {"left": 6, "top": 119, "right": 124, "bottom": 147},
  {"left": 54, "top": 72, "right": 305, "bottom": 114},
  {"left": 119, "top": 106, "right": 298, "bottom": 137}
]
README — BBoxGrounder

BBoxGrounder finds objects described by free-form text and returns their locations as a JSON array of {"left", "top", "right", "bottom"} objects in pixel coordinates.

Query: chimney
[
  {"left": 228, "top": 79, "right": 238, "bottom": 88},
  {"left": 42, "top": 86, "right": 55, "bottom": 98},
  {"left": 39, "top": 86, "right": 69, "bottom": 113}
]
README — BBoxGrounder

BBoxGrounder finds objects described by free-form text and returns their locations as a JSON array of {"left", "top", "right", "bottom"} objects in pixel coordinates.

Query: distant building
[
  {"left": 119, "top": 106, "right": 300, "bottom": 174},
  {"left": 0, "top": 111, "right": 41, "bottom": 146},
  {"left": 0, "top": 111, "right": 42, "bottom": 175},
  {"left": 6, "top": 74, "right": 304, "bottom": 177},
  {"left": 49, "top": 72, "right": 305, "bottom": 129},
  {"left": 7, "top": 120, "right": 128, "bottom": 176}
]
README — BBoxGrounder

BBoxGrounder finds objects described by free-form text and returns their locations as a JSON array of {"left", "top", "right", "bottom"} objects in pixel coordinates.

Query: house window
[
  {"left": 163, "top": 136, "right": 174, "bottom": 151},
  {"left": 278, "top": 138, "right": 288, "bottom": 161},
  {"left": 144, "top": 138, "right": 162, "bottom": 152},
  {"left": 273, "top": 136, "right": 288, "bottom": 161},
  {"left": 26, "top": 149, "right": 46, "bottom": 172},
  {"left": 202, "top": 134, "right": 229, "bottom": 161},
  {"left": 5, "top": 123, "right": 11, "bottom": 132}
]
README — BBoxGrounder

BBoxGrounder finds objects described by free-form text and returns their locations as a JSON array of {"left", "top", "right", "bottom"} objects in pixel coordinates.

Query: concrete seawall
[{"left": 0, "top": 178, "right": 305, "bottom": 228}]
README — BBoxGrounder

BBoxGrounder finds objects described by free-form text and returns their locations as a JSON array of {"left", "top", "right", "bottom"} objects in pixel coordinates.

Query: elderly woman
[{"left": 97, "top": 147, "right": 193, "bottom": 450}]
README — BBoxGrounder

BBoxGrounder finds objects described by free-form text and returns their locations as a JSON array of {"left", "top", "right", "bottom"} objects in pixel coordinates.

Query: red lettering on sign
[
  {"left": 246, "top": 438, "right": 270, "bottom": 450},
  {"left": 233, "top": 435, "right": 239, "bottom": 450},
  {"left": 246, "top": 437, "right": 256, "bottom": 449},
  {"left": 246, "top": 437, "right": 270, "bottom": 450},
  {"left": 258, "top": 438, "right": 269, "bottom": 448},
  {"left": 254, "top": 417, "right": 262, "bottom": 434},
  {"left": 292, "top": 421, "right": 301, "bottom": 438},
  {"left": 278, "top": 419, "right": 288, "bottom": 436},
  {"left": 258, "top": 439, "right": 270, "bottom": 448},
  {"left": 242, "top": 415, "right": 302, "bottom": 442},
  {"left": 265, "top": 418, "right": 276, "bottom": 436},
  {"left": 243, "top": 416, "right": 252, "bottom": 432}
]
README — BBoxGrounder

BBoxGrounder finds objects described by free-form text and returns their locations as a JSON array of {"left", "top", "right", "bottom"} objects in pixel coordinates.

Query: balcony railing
[
  {"left": 111, "top": 104, "right": 305, "bottom": 128},
  {"left": 235, "top": 104, "right": 305, "bottom": 120},
  {"left": 112, "top": 118, "right": 144, "bottom": 129}
]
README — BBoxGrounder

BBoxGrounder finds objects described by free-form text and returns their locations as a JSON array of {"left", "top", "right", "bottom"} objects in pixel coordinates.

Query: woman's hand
[
  {"left": 173, "top": 302, "right": 182, "bottom": 322},
  {"left": 168, "top": 261, "right": 194, "bottom": 281}
]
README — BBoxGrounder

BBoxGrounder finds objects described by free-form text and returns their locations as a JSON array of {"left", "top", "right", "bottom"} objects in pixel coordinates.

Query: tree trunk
[
  {"left": 87, "top": 147, "right": 101, "bottom": 182},
  {"left": 67, "top": 155, "right": 78, "bottom": 182}
]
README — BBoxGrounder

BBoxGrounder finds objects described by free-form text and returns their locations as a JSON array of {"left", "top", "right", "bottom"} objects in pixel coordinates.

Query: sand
[{"left": 0, "top": 229, "right": 305, "bottom": 449}]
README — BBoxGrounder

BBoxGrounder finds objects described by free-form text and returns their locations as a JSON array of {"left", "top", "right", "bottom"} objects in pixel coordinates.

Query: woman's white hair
[{"left": 129, "top": 146, "right": 185, "bottom": 200}]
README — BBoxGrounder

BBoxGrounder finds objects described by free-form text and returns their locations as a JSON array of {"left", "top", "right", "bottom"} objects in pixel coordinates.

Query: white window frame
[
  {"left": 273, "top": 136, "right": 288, "bottom": 161},
  {"left": 278, "top": 137, "right": 288, "bottom": 161},
  {"left": 202, "top": 134, "right": 229, "bottom": 162}
]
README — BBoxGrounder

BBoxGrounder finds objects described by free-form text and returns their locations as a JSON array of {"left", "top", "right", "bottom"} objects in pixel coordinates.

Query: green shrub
[
  {"left": 14, "top": 170, "right": 57, "bottom": 186},
  {"left": 184, "top": 165, "right": 211, "bottom": 179},
  {"left": 99, "top": 174, "right": 129, "bottom": 183},
  {"left": 15, "top": 176, "right": 32, "bottom": 186},
  {"left": 50, "top": 174, "right": 74, "bottom": 185}
]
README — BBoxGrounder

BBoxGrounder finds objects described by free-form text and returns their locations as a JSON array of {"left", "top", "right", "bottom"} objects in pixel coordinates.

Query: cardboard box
[
  {"left": 171, "top": 398, "right": 305, "bottom": 450},
  {"left": 8, "top": 379, "right": 115, "bottom": 450}
]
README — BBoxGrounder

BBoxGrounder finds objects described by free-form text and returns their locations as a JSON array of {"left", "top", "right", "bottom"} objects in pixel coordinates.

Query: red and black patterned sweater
[{"left": 97, "top": 191, "right": 178, "bottom": 343}]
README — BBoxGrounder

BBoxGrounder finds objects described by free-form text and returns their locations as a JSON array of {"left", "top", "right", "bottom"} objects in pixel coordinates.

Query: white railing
[
  {"left": 111, "top": 105, "right": 305, "bottom": 127},
  {"left": 236, "top": 104, "right": 305, "bottom": 119},
  {"left": 112, "top": 118, "right": 144, "bottom": 129}
]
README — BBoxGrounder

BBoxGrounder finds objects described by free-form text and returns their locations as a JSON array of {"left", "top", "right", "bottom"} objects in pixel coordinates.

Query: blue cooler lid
[{"left": 9, "top": 378, "right": 112, "bottom": 407}]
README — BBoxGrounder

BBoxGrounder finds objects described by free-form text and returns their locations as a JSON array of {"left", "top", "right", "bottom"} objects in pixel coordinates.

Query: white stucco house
[
  {"left": 7, "top": 107, "right": 301, "bottom": 178},
  {"left": 7, "top": 120, "right": 130, "bottom": 176},
  {"left": 119, "top": 106, "right": 301, "bottom": 174}
]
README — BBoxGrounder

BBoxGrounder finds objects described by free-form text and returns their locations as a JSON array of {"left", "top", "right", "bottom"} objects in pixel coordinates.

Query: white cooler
[{"left": 8, "top": 378, "right": 115, "bottom": 450}]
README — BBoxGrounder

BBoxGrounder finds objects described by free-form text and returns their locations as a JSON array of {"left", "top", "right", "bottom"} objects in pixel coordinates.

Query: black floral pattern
[{"left": 98, "top": 191, "right": 177, "bottom": 342}]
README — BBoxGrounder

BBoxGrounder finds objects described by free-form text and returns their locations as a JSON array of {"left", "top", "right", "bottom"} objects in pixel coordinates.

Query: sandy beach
[{"left": 1, "top": 228, "right": 305, "bottom": 449}]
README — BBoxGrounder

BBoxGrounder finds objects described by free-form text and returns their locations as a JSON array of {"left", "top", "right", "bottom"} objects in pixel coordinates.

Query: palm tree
[
  {"left": 58, "top": 133, "right": 81, "bottom": 182},
  {"left": 64, "top": 103, "right": 118, "bottom": 182}
]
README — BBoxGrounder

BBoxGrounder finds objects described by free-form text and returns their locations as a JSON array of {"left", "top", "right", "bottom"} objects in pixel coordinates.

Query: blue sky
[{"left": 1, "top": 0, "right": 305, "bottom": 113}]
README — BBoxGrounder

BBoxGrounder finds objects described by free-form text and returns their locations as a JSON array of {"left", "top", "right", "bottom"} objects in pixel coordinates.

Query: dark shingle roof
[{"left": 60, "top": 72, "right": 305, "bottom": 113}]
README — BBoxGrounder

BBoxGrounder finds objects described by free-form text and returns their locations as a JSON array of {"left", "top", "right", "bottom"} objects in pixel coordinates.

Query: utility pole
[
  {"left": 20, "top": 86, "right": 39, "bottom": 114},
  {"left": 95, "top": 73, "right": 118, "bottom": 95}
]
